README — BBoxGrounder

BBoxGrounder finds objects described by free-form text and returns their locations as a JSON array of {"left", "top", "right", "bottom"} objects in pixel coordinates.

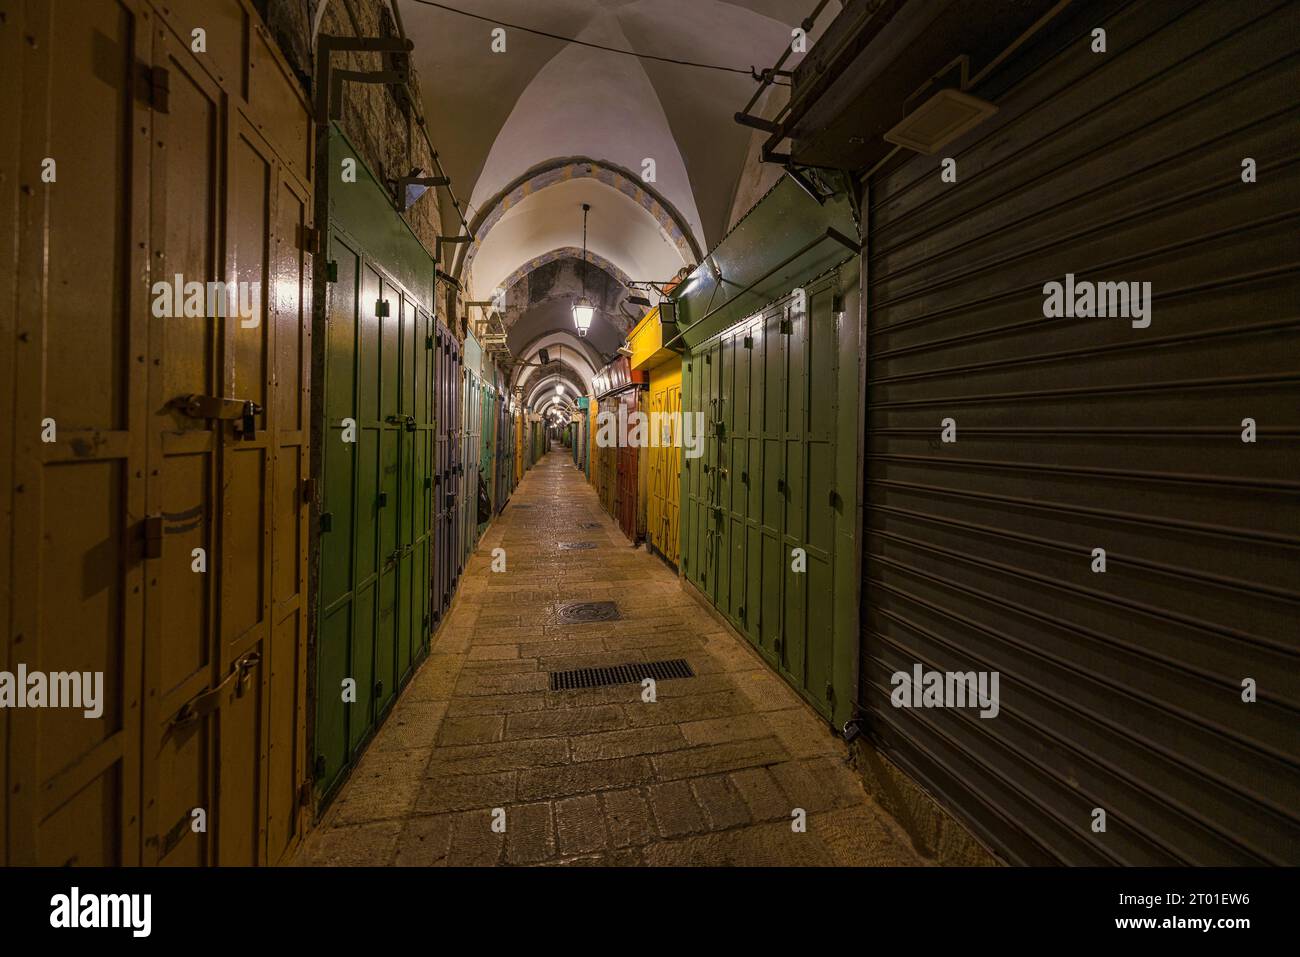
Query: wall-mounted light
[
  {"left": 884, "top": 88, "right": 997, "bottom": 154},
  {"left": 392, "top": 167, "right": 449, "bottom": 212}
]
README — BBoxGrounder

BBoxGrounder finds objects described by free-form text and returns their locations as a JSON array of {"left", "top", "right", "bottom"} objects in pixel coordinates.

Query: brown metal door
[
  {"left": 3, "top": 0, "right": 149, "bottom": 865},
  {"left": 149, "top": 0, "right": 312, "bottom": 870},
  {"left": 3, "top": 0, "right": 312, "bottom": 866},
  {"left": 142, "top": 23, "right": 223, "bottom": 867}
]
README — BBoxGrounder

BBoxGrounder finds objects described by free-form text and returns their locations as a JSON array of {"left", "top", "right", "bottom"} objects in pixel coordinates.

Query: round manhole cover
[{"left": 557, "top": 601, "right": 622, "bottom": 623}]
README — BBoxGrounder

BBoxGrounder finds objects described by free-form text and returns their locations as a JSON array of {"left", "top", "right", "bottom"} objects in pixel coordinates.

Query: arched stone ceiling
[
  {"left": 507, "top": 298, "right": 625, "bottom": 367},
  {"left": 398, "top": 0, "right": 841, "bottom": 377},
  {"left": 464, "top": 176, "right": 687, "bottom": 303},
  {"left": 525, "top": 367, "right": 586, "bottom": 411},
  {"left": 406, "top": 0, "right": 838, "bottom": 248},
  {"left": 469, "top": 18, "right": 706, "bottom": 251},
  {"left": 512, "top": 333, "right": 601, "bottom": 393},
  {"left": 458, "top": 167, "right": 698, "bottom": 289}
]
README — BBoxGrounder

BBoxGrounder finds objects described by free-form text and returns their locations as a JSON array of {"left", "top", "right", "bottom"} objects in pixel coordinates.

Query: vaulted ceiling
[{"left": 399, "top": 0, "right": 836, "bottom": 404}]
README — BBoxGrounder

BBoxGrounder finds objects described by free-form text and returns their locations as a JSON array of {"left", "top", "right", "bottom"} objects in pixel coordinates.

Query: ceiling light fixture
[{"left": 572, "top": 203, "right": 594, "bottom": 337}]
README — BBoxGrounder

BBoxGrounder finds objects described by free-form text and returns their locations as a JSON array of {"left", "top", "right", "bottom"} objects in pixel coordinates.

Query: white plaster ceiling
[
  {"left": 405, "top": 0, "right": 832, "bottom": 244},
  {"left": 399, "top": 0, "right": 838, "bottom": 380},
  {"left": 512, "top": 331, "right": 601, "bottom": 392},
  {"left": 468, "top": 177, "right": 686, "bottom": 302}
]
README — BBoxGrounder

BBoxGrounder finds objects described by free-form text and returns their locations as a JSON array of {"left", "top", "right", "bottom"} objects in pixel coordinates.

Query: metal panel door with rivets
[{"left": 3, "top": 0, "right": 315, "bottom": 867}]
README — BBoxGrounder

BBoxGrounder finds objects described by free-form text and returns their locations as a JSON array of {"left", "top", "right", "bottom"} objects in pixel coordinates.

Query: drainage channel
[{"left": 549, "top": 658, "right": 696, "bottom": 691}]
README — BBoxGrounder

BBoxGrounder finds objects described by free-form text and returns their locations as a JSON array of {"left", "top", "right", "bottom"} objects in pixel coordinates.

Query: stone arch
[{"left": 455, "top": 157, "right": 701, "bottom": 296}]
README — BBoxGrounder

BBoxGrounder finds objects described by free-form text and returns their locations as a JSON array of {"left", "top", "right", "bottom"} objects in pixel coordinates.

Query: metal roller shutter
[{"left": 863, "top": 0, "right": 1300, "bottom": 864}]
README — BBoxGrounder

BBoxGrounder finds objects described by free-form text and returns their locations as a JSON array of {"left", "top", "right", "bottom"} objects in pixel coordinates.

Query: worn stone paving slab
[{"left": 295, "top": 452, "right": 925, "bottom": 867}]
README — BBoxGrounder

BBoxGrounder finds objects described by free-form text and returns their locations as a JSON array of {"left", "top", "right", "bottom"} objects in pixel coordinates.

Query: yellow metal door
[{"left": 645, "top": 360, "right": 682, "bottom": 567}]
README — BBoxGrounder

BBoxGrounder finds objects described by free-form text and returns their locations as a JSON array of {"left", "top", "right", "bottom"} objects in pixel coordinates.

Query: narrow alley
[
  {"left": 297, "top": 451, "right": 922, "bottom": 866},
  {"left": 3, "top": 0, "right": 1297, "bottom": 894}
]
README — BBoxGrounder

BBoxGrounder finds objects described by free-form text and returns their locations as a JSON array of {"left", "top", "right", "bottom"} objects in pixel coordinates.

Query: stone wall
[{"left": 262, "top": 0, "right": 453, "bottom": 319}]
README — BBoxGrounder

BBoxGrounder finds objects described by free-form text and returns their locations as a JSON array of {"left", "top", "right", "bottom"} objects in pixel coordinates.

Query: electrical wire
[{"left": 405, "top": 0, "right": 761, "bottom": 76}]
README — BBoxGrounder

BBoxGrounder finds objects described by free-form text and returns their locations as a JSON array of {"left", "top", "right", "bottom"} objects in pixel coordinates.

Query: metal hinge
[
  {"left": 146, "top": 65, "right": 170, "bottom": 113},
  {"left": 299, "top": 224, "right": 324, "bottom": 256},
  {"left": 779, "top": 317, "right": 792, "bottom": 335},
  {"left": 743, "top": 336, "right": 753, "bottom": 349},
  {"left": 325, "top": 260, "right": 339, "bottom": 283},
  {"left": 143, "top": 515, "right": 164, "bottom": 560},
  {"left": 320, "top": 511, "right": 333, "bottom": 532},
  {"left": 375, "top": 299, "right": 390, "bottom": 317},
  {"left": 302, "top": 477, "right": 316, "bottom": 504}
]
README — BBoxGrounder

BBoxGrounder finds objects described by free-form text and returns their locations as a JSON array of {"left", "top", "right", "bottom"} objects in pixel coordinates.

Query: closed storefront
[
  {"left": 461, "top": 332, "right": 482, "bottom": 563},
  {"left": 515, "top": 411, "right": 525, "bottom": 482},
  {"left": 629, "top": 307, "right": 683, "bottom": 565},
  {"left": 681, "top": 268, "right": 859, "bottom": 725},
  {"left": 591, "top": 357, "right": 646, "bottom": 542},
  {"left": 495, "top": 391, "right": 513, "bottom": 512},
  {"left": 668, "top": 171, "right": 862, "bottom": 729},
  {"left": 314, "top": 131, "right": 435, "bottom": 803},
  {"left": 433, "top": 321, "right": 462, "bottom": 616},
  {"left": 477, "top": 375, "right": 498, "bottom": 533},
  {"left": 2, "top": 0, "right": 314, "bottom": 864},
  {"left": 855, "top": 0, "right": 1300, "bottom": 864}
]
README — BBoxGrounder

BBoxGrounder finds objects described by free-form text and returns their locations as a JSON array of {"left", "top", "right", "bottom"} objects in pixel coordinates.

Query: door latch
[
  {"left": 169, "top": 651, "right": 261, "bottom": 730},
  {"left": 174, "top": 394, "right": 261, "bottom": 439}
]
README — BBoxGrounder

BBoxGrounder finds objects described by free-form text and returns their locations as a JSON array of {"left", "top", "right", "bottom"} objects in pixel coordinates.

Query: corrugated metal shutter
[{"left": 863, "top": 0, "right": 1300, "bottom": 864}]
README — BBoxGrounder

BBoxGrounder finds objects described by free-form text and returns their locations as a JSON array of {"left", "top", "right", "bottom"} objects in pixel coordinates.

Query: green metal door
[
  {"left": 316, "top": 235, "right": 434, "bottom": 800},
  {"left": 681, "top": 277, "right": 844, "bottom": 721}
]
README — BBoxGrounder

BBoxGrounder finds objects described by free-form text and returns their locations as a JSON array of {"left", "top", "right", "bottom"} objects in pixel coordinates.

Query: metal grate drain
[
  {"left": 550, "top": 658, "right": 695, "bottom": 691},
  {"left": 557, "top": 601, "right": 622, "bottom": 623},
  {"left": 556, "top": 541, "right": 597, "bottom": 550}
]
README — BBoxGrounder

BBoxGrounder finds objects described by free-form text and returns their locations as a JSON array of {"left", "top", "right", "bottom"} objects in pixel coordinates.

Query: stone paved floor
[{"left": 295, "top": 450, "right": 925, "bottom": 866}]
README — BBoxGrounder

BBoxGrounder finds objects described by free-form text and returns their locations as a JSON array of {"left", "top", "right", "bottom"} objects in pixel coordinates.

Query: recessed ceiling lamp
[{"left": 572, "top": 203, "right": 594, "bottom": 337}]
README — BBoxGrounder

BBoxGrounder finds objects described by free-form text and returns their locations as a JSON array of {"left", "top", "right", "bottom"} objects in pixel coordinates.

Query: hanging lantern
[
  {"left": 571, "top": 297, "right": 594, "bottom": 335},
  {"left": 573, "top": 203, "right": 594, "bottom": 336}
]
